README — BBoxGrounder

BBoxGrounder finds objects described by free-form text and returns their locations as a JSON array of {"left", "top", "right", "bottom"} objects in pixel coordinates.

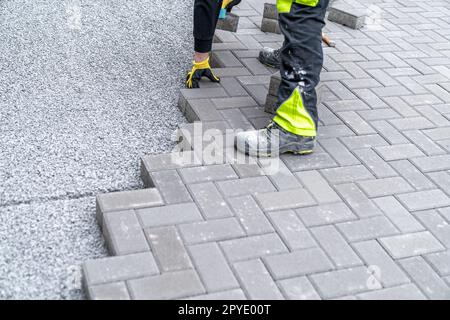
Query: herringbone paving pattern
[{"left": 83, "top": 0, "right": 450, "bottom": 300}]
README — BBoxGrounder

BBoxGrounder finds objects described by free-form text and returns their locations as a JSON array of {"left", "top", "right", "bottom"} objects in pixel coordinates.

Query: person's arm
[
  {"left": 193, "top": 0, "right": 222, "bottom": 55},
  {"left": 186, "top": 0, "right": 241, "bottom": 88}
]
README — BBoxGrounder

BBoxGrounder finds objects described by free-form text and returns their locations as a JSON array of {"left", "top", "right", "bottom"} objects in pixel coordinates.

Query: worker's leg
[
  {"left": 193, "top": 0, "right": 223, "bottom": 56},
  {"left": 273, "top": 0, "right": 330, "bottom": 137},
  {"left": 186, "top": 0, "right": 223, "bottom": 88},
  {"left": 235, "top": 0, "right": 330, "bottom": 157}
]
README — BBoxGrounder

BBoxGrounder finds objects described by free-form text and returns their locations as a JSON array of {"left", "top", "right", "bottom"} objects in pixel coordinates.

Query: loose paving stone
[
  {"left": 261, "top": 17, "right": 280, "bottom": 34},
  {"left": 233, "top": 259, "right": 284, "bottom": 300},
  {"left": 188, "top": 242, "right": 239, "bottom": 292},
  {"left": 127, "top": 270, "right": 205, "bottom": 300},
  {"left": 310, "top": 267, "right": 382, "bottom": 299},
  {"left": 399, "top": 257, "right": 450, "bottom": 300},
  {"left": 144, "top": 227, "right": 192, "bottom": 272},
  {"left": 216, "top": 13, "right": 240, "bottom": 33},
  {"left": 277, "top": 277, "right": 321, "bottom": 300},
  {"left": 262, "top": 3, "right": 277, "bottom": 20},
  {"left": 83, "top": 252, "right": 159, "bottom": 286},
  {"left": 379, "top": 231, "right": 445, "bottom": 259},
  {"left": 353, "top": 240, "right": 410, "bottom": 288}
]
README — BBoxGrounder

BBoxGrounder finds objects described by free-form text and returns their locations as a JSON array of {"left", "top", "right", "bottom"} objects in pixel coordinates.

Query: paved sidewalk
[
  {"left": 85, "top": 0, "right": 450, "bottom": 300},
  {"left": 0, "top": 0, "right": 192, "bottom": 299}
]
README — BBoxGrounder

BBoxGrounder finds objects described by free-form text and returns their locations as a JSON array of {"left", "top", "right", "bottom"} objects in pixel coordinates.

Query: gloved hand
[
  {"left": 186, "top": 57, "right": 220, "bottom": 89},
  {"left": 220, "top": 0, "right": 242, "bottom": 18}
]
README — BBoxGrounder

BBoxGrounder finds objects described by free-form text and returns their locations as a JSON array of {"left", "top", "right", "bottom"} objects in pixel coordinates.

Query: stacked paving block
[
  {"left": 327, "top": 0, "right": 366, "bottom": 29},
  {"left": 261, "top": 1, "right": 339, "bottom": 35},
  {"left": 261, "top": 3, "right": 280, "bottom": 34},
  {"left": 265, "top": 72, "right": 281, "bottom": 114},
  {"left": 216, "top": 13, "right": 240, "bottom": 33}
]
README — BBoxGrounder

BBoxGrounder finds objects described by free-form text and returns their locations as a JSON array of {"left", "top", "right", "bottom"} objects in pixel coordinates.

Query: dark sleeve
[{"left": 193, "top": 0, "right": 223, "bottom": 53}]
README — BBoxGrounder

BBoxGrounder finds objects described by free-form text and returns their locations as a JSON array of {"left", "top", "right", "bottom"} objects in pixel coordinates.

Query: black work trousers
[
  {"left": 193, "top": 0, "right": 223, "bottom": 53},
  {"left": 273, "top": 0, "right": 329, "bottom": 137}
]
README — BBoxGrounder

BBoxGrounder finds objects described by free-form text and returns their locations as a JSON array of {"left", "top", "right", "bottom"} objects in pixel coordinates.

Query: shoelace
[
  {"left": 264, "top": 122, "right": 276, "bottom": 140},
  {"left": 274, "top": 49, "right": 281, "bottom": 60}
]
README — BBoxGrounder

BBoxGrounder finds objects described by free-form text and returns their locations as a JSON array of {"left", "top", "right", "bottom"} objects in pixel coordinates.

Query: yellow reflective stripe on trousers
[
  {"left": 276, "top": 0, "right": 319, "bottom": 13},
  {"left": 273, "top": 87, "right": 317, "bottom": 137}
]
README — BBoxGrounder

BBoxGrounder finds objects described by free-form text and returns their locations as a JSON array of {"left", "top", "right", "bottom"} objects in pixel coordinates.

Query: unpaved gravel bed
[{"left": 0, "top": 0, "right": 192, "bottom": 299}]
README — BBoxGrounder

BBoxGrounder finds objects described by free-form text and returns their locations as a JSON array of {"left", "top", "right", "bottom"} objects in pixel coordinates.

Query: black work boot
[
  {"left": 258, "top": 47, "right": 281, "bottom": 69},
  {"left": 235, "top": 122, "right": 315, "bottom": 157}
]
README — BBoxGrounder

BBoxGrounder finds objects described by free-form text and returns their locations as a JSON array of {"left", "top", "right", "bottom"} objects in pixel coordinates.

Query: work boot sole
[{"left": 237, "top": 140, "right": 315, "bottom": 158}]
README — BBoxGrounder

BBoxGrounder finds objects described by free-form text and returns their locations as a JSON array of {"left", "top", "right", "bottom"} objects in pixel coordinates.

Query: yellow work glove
[{"left": 186, "top": 58, "right": 220, "bottom": 89}]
